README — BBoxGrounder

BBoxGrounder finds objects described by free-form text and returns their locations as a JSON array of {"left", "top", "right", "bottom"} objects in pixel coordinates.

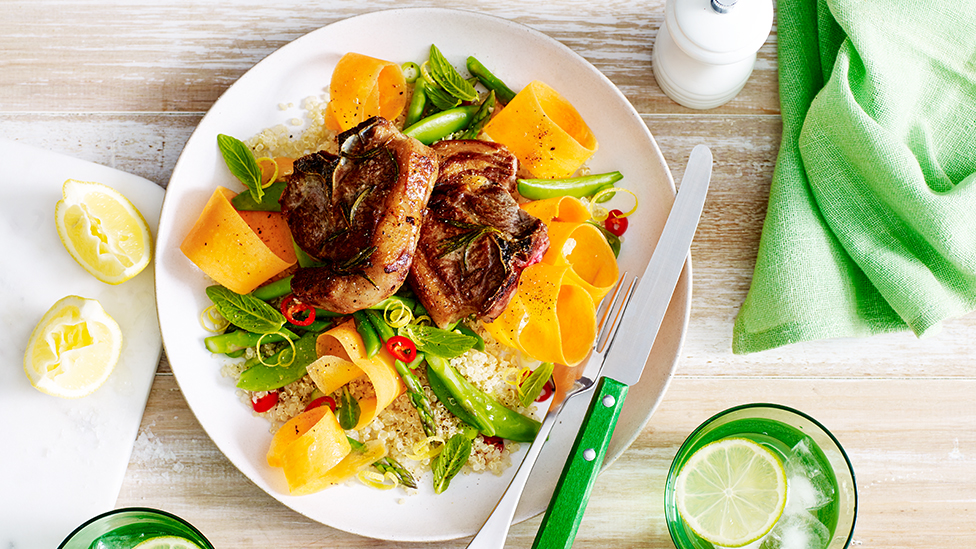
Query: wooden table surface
[{"left": 5, "top": 1, "right": 975, "bottom": 547}]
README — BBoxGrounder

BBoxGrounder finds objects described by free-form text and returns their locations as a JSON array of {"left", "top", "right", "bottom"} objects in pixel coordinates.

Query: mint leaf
[
  {"left": 205, "top": 285, "right": 285, "bottom": 334},
  {"left": 398, "top": 324, "right": 476, "bottom": 359},
  {"left": 421, "top": 73, "right": 461, "bottom": 111},
  {"left": 519, "top": 362, "right": 555, "bottom": 407},
  {"left": 337, "top": 386, "right": 361, "bottom": 430},
  {"left": 432, "top": 433, "right": 472, "bottom": 493},
  {"left": 217, "top": 133, "right": 264, "bottom": 203},
  {"left": 428, "top": 44, "right": 478, "bottom": 103}
]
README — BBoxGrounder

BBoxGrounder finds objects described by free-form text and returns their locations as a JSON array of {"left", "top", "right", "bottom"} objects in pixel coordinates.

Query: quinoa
[
  {"left": 245, "top": 94, "right": 339, "bottom": 159},
  {"left": 245, "top": 85, "right": 414, "bottom": 161}
]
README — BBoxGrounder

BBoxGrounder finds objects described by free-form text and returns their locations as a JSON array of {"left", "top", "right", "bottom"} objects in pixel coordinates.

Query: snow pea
[
  {"left": 517, "top": 171, "right": 623, "bottom": 201},
  {"left": 425, "top": 355, "right": 541, "bottom": 442},
  {"left": 236, "top": 331, "right": 319, "bottom": 392}
]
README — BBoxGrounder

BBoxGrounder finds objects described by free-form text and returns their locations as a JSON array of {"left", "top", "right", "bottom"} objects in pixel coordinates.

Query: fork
[{"left": 465, "top": 272, "right": 638, "bottom": 549}]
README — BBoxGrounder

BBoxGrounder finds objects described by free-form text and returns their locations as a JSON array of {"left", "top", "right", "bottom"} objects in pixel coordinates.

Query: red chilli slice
[{"left": 281, "top": 295, "right": 316, "bottom": 326}]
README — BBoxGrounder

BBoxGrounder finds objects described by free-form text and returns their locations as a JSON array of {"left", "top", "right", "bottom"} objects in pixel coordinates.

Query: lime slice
[
  {"left": 23, "top": 295, "right": 122, "bottom": 399},
  {"left": 132, "top": 535, "right": 203, "bottom": 549},
  {"left": 55, "top": 179, "right": 153, "bottom": 285},
  {"left": 674, "top": 437, "right": 787, "bottom": 547}
]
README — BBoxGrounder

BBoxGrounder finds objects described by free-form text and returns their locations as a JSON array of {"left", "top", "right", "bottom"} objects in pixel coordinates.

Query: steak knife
[{"left": 531, "top": 144, "right": 712, "bottom": 549}]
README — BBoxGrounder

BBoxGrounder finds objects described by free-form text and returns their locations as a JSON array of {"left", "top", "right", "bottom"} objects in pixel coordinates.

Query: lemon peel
[{"left": 55, "top": 179, "right": 153, "bottom": 285}]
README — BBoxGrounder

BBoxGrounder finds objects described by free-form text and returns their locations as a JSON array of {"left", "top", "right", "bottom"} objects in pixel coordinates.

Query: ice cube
[
  {"left": 785, "top": 438, "right": 834, "bottom": 512},
  {"left": 759, "top": 510, "right": 830, "bottom": 549}
]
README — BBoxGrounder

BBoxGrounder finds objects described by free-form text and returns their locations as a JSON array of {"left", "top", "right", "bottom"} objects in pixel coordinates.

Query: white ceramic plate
[{"left": 156, "top": 8, "right": 689, "bottom": 541}]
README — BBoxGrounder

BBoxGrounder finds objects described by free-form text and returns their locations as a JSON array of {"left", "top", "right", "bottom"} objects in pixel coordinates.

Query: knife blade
[{"left": 531, "top": 144, "right": 712, "bottom": 549}]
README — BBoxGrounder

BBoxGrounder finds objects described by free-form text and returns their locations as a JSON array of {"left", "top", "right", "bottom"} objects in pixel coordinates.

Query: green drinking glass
[
  {"left": 665, "top": 403, "right": 857, "bottom": 549},
  {"left": 58, "top": 507, "right": 214, "bottom": 549}
]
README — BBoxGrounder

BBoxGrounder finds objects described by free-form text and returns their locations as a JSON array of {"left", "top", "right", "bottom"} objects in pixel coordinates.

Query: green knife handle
[{"left": 531, "top": 376, "right": 629, "bottom": 549}]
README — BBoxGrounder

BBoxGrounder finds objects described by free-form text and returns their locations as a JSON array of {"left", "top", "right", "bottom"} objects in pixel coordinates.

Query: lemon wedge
[
  {"left": 55, "top": 179, "right": 153, "bottom": 285},
  {"left": 132, "top": 535, "right": 203, "bottom": 549},
  {"left": 23, "top": 295, "right": 123, "bottom": 399},
  {"left": 674, "top": 437, "right": 788, "bottom": 547}
]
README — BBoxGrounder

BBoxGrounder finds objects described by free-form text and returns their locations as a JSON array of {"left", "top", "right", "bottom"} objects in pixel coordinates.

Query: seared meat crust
[
  {"left": 431, "top": 139, "right": 519, "bottom": 194},
  {"left": 409, "top": 140, "right": 549, "bottom": 328},
  {"left": 280, "top": 117, "right": 439, "bottom": 313}
]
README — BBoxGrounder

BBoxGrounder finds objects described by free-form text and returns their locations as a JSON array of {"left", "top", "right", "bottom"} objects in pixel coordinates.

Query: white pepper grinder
[{"left": 652, "top": 0, "right": 773, "bottom": 109}]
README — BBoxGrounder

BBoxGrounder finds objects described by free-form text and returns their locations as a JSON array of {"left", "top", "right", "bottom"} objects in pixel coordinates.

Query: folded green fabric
[{"left": 732, "top": 0, "right": 976, "bottom": 353}]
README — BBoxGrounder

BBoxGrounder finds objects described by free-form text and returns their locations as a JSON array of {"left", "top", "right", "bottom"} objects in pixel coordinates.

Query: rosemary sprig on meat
[{"left": 437, "top": 220, "right": 503, "bottom": 270}]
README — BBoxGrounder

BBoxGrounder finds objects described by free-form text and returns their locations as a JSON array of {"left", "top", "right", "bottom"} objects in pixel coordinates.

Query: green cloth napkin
[{"left": 732, "top": 0, "right": 976, "bottom": 353}]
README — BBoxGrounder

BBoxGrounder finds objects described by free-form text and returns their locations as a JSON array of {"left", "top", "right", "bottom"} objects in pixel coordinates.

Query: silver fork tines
[{"left": 465, "top": 271, "right": 637, "bottom": 549}]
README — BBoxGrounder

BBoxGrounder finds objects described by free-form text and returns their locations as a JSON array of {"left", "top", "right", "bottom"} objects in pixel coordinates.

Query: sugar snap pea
[
  {"left": 251, "top": 276, "right": 293, "bottom": 301},
  {"left": 205, "top": 328, "right": 297, "bottom": 355},
  {"left": 403, "top": 105, "right": 479, "bottom": 145},
  {"left": 364, "top": 309, "right": 396, "bottom": 341},
  {"left": 516, "top": 171, "right": 623, "bottom": 201},
  {"left": 405, "top": 79, "right": 427, "bottom": 127},
  {"left": 425, "top": 355, "right": 541, "bottom": 442}
]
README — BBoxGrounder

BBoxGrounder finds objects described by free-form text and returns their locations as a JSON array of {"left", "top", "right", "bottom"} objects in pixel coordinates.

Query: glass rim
[
  {"left": 57, "top": 506, "right": 214, "bottom": 549},
  {"left": 665, "top": 402, "right": 858, "bottom": 549}
]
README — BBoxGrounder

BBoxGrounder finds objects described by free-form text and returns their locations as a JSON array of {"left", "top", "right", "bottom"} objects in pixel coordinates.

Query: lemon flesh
[
  {"left": 23, "top": 295, "right": 123, "bottom": 399},
  {"left": 55, "top": 179, "right": 153, "bottom": 285},
  {"left": 675, "top": 437, "right": 788, "bottom": 547},
  {"left": 132, "top": 535, "right": 203, "bottom": 549}
]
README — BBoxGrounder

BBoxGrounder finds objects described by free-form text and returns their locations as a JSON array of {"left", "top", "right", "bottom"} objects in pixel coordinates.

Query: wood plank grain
[
  {"left": 119, "top": 375, "right": 976, "bottom": 548},
  {"left": 0, "top": 0, "right": 778, "bottom": 116},
  {"left": 0, "top": 113, "right": 198, "bottom": 186}
]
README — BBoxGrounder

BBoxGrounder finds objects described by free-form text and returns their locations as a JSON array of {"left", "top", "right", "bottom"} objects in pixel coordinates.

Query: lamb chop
[
  {"left": 279, "top": 117, "right": 439, "bottom": 313},
  {"left": 409, "top": 140, "right": 550, "bottom": 328}
]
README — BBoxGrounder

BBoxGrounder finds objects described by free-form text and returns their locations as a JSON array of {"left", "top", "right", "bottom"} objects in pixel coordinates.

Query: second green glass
[
  {"left": 665, "top": 403, "right": 857, "bottom": 549},
  {"left": 58, "top": 507, "right": 213, "bottom": 549}
]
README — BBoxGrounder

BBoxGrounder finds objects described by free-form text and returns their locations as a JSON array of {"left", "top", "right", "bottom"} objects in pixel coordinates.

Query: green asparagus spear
[
  {"left": 347, "top": 437, "right": 418, "bottom": 489},
  {"left": 364, "top": 309, "right": 438, "bottom": 436}
]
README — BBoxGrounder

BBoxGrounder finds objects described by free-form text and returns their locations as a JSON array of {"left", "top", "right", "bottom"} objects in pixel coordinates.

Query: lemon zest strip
[
  {"left": 591, "top": 186, "right": 638, "bottom": 217},
  {"left": 256, "top": 331, "right": 296, "bottom": 368},
  {"left": 384, "top": 301, "right": 413, "bottom": 329},
  {"left": 406, "top": 435, "right": 445, "bottom": 461},
  {"left": 357, "top": 469, "right": 399, "bottom": 490},
  {"left": 256, "top": 157, "right": 279, "bottom": 189},
  {"left": 200, "top": 305, "right": 230, "bottom": 333}
]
